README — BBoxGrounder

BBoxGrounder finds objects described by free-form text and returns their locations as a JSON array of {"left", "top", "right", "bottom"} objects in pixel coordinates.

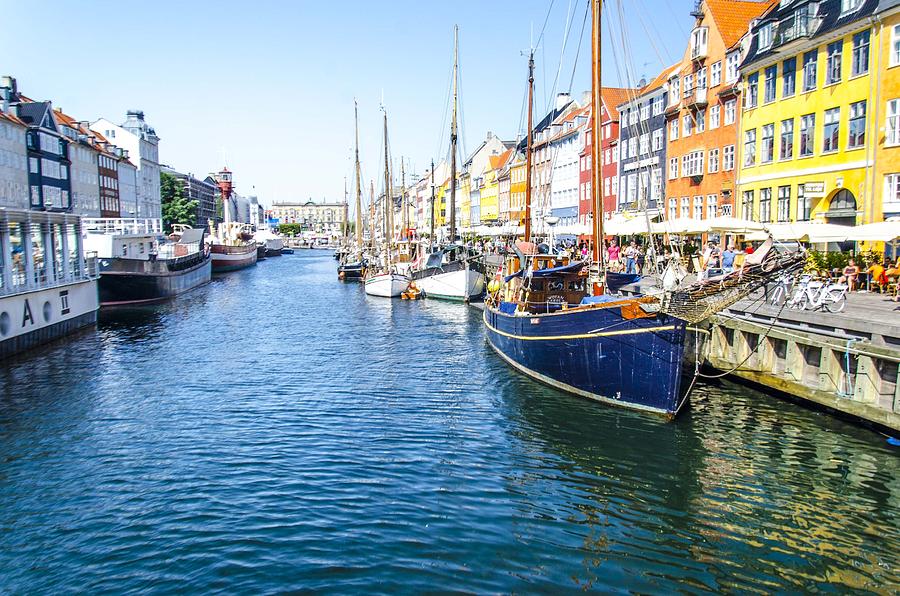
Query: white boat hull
[
  {"left": 364, "top": 273, "right": 410, "bottom": 298},
  {"left": 417, "top": 267, "right": 484, "bottom": 301}
]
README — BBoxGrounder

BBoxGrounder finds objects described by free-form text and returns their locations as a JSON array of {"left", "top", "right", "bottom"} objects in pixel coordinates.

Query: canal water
[{"left": 1, "top": 251, "right": 898, "bottom": 593}]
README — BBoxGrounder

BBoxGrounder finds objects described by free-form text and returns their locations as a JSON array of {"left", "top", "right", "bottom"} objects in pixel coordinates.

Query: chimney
[
  {"left": 555, "top": 92, "right": 571, "bottom": 111},
  {"left": 0, "top": 75, "right": 14, "bottom": 113}
]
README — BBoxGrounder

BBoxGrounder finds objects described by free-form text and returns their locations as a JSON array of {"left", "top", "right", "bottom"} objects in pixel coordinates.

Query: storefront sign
[{"left": 803, "top": 182, "right": 826, "bottom": 197}]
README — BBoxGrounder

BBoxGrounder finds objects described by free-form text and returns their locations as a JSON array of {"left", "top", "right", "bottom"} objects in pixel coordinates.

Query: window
[
  {"left": 652, "top": 129, "right": 663, "bottom": 151},
  {"left": 29, "top": 157, "right": 38, "bottom": 174},
  {"left": 823, "top": 107, "right": 840, "bottom": 152},
  {"left": 723, "top": 145, "right": 735, "bottom": 171},
  {"left": 639, "top": 133, "right": 650, "bottom": 155},
  {"left": 800, "top": 113, "right": 815, "bottom": 156},
  {"left": 694, "top": 196, "right": 703, "bottom": 219},
  {"left": 887, "top": 99, "right": 900, "bottom": 146},
  {"left": 683, "top": 114, "right": 693, "bottom": 137},
  {"left": 697, "top": 109, "right": 706, "bottom": 133},
  {"left": 758, "top": 23, "right": 773, "bottom": 49},
  {"left": 710, "top": 105, "right": 720, "bottom": 129},
  {"left": 683, "top": 151, "right": 704, "bottom": 177},
  {"left": 697, "top": 67, "right": 707, "bottom": 91},
  {"left": 681, "top": 197, "right": 690, "bottom": 218},
  {"left": 745, "top": 72, "right": 759, "bottom": 108},
  {"left": 764, "top": 66, "right": 777, "bottom": 103},
  {"left": 630, "top": 110, "right": 639, "bottom": 126},
  {"left": 780, "top": 118, "right": 794, "bottom": 160},
  {"left": 707, "top": 195, "right": 718, "bottom": 219},
  {"left": 884, "top": 174, "right": 900, "bottom": 212},
  {"left": 852, "top": 30, "right": 870, "bottom": 76},
  {"left": 761, "top": 123, "right": 775, "bottom": 163},
  {"left": 670, "top": 118, "right": 679, "bottom": 140},
  {"left": 653, "top": 96, "right": 664, "bottom": 115},
  {"left": 893, "top": 25, "right": 900, "bottom": 67},
  {"left": 691, "top": 26, "right": 709, "bottom": 58},
  {"left": 848, "top": 101, "right": 866, "bottom": 148},
  {"left": 777, "top": 186, "right": 791, "bottom": 221},
  {"left": 741, "top": 190, "right": 754, "bottom": 220},
  {"left": 744, "top": 129, "right": 757, "bottom": 166},
  {"left": 783, "top": 58, "right": 796, "bottom": 97},
  {"left": 841, "top": 0, "right": 863, "bottom": 13},
  {"left": 759, "top": 187, "right": 772, "bottom": 222},
  {"left": 629, "top": 137, "right": 638, "bottom": 157},
  {"left": 711, "top": 61, "right": 721, "bottom": 87},
  {"left": 826, "top": 41, "right": 842, "bottom": 85},
  {"left": 640, "top": 102, "right": 650, "bottom": 121},
  {"left": 725, "top": 99, "right": 736, "bottom": 125},
  {"left": 726, "top": 51, "right": 740, "bottom": 83},
  {"left": 797, "top": 185, "right": 811, "bottom": 220},
  {"left": 669, "top": 157, "right": 678, "bottom": 180},
  {"left": 670, "top": 77, "right": 680, "bottom": 103},
  {"left": 651, "top": 168, "right": 662, "bottom": 203},
  {"left": 803, "top": 50, "right": 817, "bottom": 91},
  {"left": 709, "top": 148, "right": 720, "bottom": 173},
  {"left": 668, "top": 197, "right": 677, "bottom": 220},
  {"left": 611, "top": 176, "right": 618, "bottom": 195}
]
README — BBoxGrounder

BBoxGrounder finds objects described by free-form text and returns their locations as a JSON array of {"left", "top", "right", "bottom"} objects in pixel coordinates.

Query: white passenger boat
[
  {"left": 364, "top": 272, "right": 410, "bottom": 297},
  {"left": 0, "top": 209, "right": 99, "bottom": 359}
]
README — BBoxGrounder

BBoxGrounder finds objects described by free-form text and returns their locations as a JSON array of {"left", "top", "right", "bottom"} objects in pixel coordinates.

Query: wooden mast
[
  {"left": 524, "top": 51, "right": 534, "bottom": 243},
  {"left": 449, "top": 24, "right": 459, "bottom": 244},
  {"left": 591, "top": 0, "right": 606, "bottom": 291},
  {"left": 354, "top": 100, "right": 364, "bottom": 249},
  {"left": 382, "top": 109, "right": 392, "bottom": 267},
  {"left": 369, "top": 179, "right": 375, "bottom": 250},
  {"left": 343, "top": 177, "right": 348, "bottom": 242}
]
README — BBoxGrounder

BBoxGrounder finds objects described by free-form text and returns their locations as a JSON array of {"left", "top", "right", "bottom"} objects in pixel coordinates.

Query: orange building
[{"left": 664, "top": 0, "right": 776, "bottom": 222}]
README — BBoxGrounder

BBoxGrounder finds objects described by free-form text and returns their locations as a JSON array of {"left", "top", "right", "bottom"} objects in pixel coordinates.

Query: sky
[{"left": 5, "top": 0, "right": 695, "bottom": 207}]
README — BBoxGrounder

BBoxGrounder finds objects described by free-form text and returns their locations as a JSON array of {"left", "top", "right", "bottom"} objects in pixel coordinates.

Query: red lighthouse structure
[{"left": 213, "top": 167, "right": 234, "bottom": 224}]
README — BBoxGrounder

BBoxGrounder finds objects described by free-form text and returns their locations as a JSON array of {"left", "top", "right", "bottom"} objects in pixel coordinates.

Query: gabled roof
[
  {"left": 16, "top": 101, "right": 55, "bottom": 130},
  {"left": 490, "top": 148, "right": 513, "bottom": 172},
  {"left": 0, "top": 111, "right": 26, "bottom": 127},
  {"left": 706, "top": 0, "right": 779, "bottom": 50},
  {"left": 600, "top": 87, "right": 638, "bottom": 121}
]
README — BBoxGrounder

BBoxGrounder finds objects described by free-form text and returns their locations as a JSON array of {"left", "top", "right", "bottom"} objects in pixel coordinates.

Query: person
[
  {"left": 842, "top": 259, "right": 860, "bottom": 291},
  {"left": 744, "top": 243, "right": 755, "bottom": 255},
  {"left": 703, "top": 242, "right": 722, "bottom": 279},
  {"left": 624, "top": 240, "right": 638, "bottom": 274},
  {"left": 887, "top": 259, "right": 900, "bottom": 302},
  {"left": 721, "top": 243, "right": 737, "bottom": 274},
  {"left": 866, "top": 260, "right": 887, "bottom": 292},
  {"left": 636, "top": 245, "right": 646, "bottom": 275},
  {"left": 607, "top": 239, "right": 620, "bottom": 269}
]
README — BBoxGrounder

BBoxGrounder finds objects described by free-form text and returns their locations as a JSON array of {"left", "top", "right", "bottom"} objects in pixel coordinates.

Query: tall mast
[
  {"left": 591, "top": 0, "right": 606, "bottom": 284},
  {"left": 430, "top": 159, "right": 436, "bottom": 250},
  {"left": 343, "top": 177, "right": 348, "bottom": 241},
  {"left": 401, "top": 158, "right": 408, "bottom": 239},
  {"left": 354, "top": 100, "right": 364, "bottom": 249},
  {"left": 449, "top": 24, "right": 459, "bottom": 243},
  {"left": 383, "top": 109, "right": 393, "bottom": 265},
  {"left": 524, "top": 51, "right": 535, "bottom": 243},
  {"left": 369, "top": 179, "right": 376, "bottom": 248}
]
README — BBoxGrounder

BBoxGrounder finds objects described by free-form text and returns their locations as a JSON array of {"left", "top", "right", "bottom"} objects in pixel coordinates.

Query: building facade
[
  {"left": 0, "top": 86, "right": 28, "bottom": 209},
  {"left": 737, "top": 0, "right": 883, "bottom": 227},
  {"left": 164, "top": 167, "right": 219, "bottom": 227},
  {"left": 665, "top": 0, "right": 771, "bottom": 222},
  {"left": 874, "top": 0, "right": 900, "bottom": 222},
  {"left": 270, "top": 199, "right": 347, "bottom": 235}
]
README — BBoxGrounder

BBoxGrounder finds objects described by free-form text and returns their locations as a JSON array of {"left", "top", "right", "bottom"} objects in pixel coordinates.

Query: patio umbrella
[
  {"left": 845, "top": 220, "right": 900, "bottom": 242},
  {"left": 705, "top": 215, "right": 765, "bottom": 233}
]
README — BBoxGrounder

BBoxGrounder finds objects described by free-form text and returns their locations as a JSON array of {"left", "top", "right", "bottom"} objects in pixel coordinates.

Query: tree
[{"left": 160, "top": 172, "right": 199, "bottom": 232}]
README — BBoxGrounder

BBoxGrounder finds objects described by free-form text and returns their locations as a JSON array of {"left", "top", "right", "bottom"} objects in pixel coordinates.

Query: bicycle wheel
[
  {"left": 825, "top": 292, "right": 847, "bottom": 313},
  {"left": 771, "top": 285, "right": 786, "bottom": 306},
  {"left": 796, "top": 293, "right": 810, "bottom": 311}
]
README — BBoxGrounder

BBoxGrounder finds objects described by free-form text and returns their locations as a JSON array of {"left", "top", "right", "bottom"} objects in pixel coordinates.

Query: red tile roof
[
  {"left": 600, "top": 87, "right": 639, "bottom": 121},
  {"left": 707, "top": 0, "right": 778, "bottom": 49}
]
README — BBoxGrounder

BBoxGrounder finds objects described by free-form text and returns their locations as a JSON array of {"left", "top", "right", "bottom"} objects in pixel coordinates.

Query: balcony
[
  {"left": 684, "top": 87, "right": 708, "bottom": 110},
  {"left": 690, "top": 44, "right": 708, "bottom": 62}
]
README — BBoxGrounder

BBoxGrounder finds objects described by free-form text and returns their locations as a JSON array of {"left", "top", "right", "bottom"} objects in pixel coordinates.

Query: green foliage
[
  {"left": 805, "top": 249, "right": 852, "bottom": 274},
  {"left": 160, "top": 172, "right": 198, "bottom": 233},
  {"left": 277, "top": 223, "right": 303, "bottom": 237},
  {"left": 858, "top": 249, "right": 882, "bottom": 268}
]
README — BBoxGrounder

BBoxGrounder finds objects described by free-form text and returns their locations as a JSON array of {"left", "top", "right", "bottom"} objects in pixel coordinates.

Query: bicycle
[
  {"left": 769, "top": 272, "right": 796, "bottom": 306},
  {"left": 788, "top": 278, "right": 848, "bottom": 313}
]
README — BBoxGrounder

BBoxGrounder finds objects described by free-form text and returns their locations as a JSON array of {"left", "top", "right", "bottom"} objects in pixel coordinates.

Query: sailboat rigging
[{"left": 338, "top": 100, "right": 368, "bottom": 281}]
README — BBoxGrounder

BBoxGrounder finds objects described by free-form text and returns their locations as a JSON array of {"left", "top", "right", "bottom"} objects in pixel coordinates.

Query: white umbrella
[
  {"left": 705, "top": 215, "right": 765, "bottom": 233},
  {"left": 652, "top": 217, "right": 709, "bottom": 234},
  {"left": 846, "top": 220, "right": 900, "bottom": 242},
  {"left": 749, "top": 221, "right": 852, "bottom": 242},
  {"left": 605, "top": 217, "right": 653, "bottom": 235}
]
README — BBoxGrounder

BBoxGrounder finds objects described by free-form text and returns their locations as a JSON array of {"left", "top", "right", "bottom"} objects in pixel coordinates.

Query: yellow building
[
  {"left": 458, "top": 172, "right": 471, "bottom": 228},
  {"left": 480, "top": 160, "right": 500, "bottom": 222},
  {"left": 874, "top": 3, "right": 900, "bottom": 226},
  {"left": 737, "top": 0, "right": 885, "bottom": 228},
  {"left": 508, "top": 156, "right": 527, "bottom": 225}
]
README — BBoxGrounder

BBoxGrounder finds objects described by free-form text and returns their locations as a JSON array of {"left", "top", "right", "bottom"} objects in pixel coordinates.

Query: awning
[{"left": 845, "top": 220, "right": 900, "bottom": 242}]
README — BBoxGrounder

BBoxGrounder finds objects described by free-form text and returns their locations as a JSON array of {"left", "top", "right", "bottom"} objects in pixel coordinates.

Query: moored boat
[
  {"left": 209, "top": 167, "right": 259, "bottom": 272},
  {"left": 84, "top": 219, "right": 211, "bottom": 306},
  {"left": 0, "top": 209, "right": 99, "bottom": 359},
  {"left": 364, "top": 271, "right": 410, "bottom": 297},
  {"left": 411, "top": 245, "right": 484, "bottom": 301}
]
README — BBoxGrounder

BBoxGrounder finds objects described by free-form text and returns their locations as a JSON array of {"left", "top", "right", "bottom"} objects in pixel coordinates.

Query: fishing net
[{"left": 660, "top": 247, "right": 806, "bottom": 324}]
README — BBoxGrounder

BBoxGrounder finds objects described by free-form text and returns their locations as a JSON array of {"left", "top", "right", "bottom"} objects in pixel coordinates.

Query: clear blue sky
[{"left": 5, "top": 0, "right": 694, "bottom": 206}]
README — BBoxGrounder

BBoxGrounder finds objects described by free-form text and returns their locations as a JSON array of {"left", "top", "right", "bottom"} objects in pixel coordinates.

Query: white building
[
  {"left": 91, "top": 111, "right": 161, "bottom": 219},
  {"left": 0, "top": 110, "right": 28, "bottom": 209},
  {"left": 547, "top": 105, "right": 589, "bottom": 232},
  {"left": 118, "top": 158, "right": 138, "bottom": 217},
  {"left": 67, "top": 130, "right": 101, "bottom": 217}
]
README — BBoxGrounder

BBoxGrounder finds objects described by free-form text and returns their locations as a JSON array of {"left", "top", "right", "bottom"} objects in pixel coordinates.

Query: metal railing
[
  {"left": 82, "top": 218, "right": 163, "bottom": 236},
  {"left": 0, "top": 251, "right": 98, "bottom": 298}
]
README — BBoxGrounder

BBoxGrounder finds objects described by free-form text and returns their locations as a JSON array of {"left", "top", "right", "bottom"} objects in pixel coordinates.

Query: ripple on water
[{"left": 0, "top": 252, "right": 898, "bottom": 593}]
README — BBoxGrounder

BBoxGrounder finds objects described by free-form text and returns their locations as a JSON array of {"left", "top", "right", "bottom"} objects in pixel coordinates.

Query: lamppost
[{"left": 544, "top": 214, "right": 560, "bottom": 251}]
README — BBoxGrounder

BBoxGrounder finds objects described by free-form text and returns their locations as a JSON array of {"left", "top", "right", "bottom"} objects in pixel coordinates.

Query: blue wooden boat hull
[{"left": 483, "top": 304, "right": 692, "bottom": 417}]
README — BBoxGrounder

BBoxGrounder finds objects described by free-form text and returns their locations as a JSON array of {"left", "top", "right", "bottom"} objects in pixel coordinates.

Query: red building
[{"left": 579, "top": 88, "right": 637, "bottom": 230}]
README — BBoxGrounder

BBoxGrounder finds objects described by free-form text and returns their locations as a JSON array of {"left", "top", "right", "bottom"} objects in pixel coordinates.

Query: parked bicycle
[
  {"left": 787, "top": 276, "right": 848, "bottom": 313},
  {"left": 769, "top": 272, "right": 798, "bottom": 306}
]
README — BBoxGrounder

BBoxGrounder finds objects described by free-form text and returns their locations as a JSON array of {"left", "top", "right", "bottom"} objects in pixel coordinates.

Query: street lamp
[{"left": 544, "top": 214, "right": 560, "bottom": 251}]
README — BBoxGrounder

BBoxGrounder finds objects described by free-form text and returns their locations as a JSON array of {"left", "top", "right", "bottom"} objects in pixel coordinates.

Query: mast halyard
[
  {"left": 354, "top": 100, "right": 364, "bottom": 251},
  {"left": 430, "top": 159, "right": 436, "bottom": 251},
  {"left": 401, "top": 158, "right": 407, "bottom": 240},
  {"left": 591, "top": 0, "right": 606, "bottom": 292},
  {"left": 382, "top": 109, "right": 393, "bottom": 268},
  {"left": 524, "top": 51, "right": 535, "bottom": 243},
  {"left": 369, "top": 179, "right": 376, "bottom": 251},
  {"left": 449, "top": 24, "right": 459, "bottom": 244},
  {"left": 343, "top": 177, "right": 348, "bottom": 242}
]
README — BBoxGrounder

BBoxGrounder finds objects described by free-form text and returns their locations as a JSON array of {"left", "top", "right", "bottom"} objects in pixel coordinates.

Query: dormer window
[
  {"left": 758, "top": 23, "right": 773, "bottom": 49},
  {"left": 669, "top": 76, "right": 681, "bottom": 105},
  {"left": 841, "top": 0, "right": 863, "bottom": 14},
  {"left": 691, "top": 27, "right": 709, "bottom": 60}
]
